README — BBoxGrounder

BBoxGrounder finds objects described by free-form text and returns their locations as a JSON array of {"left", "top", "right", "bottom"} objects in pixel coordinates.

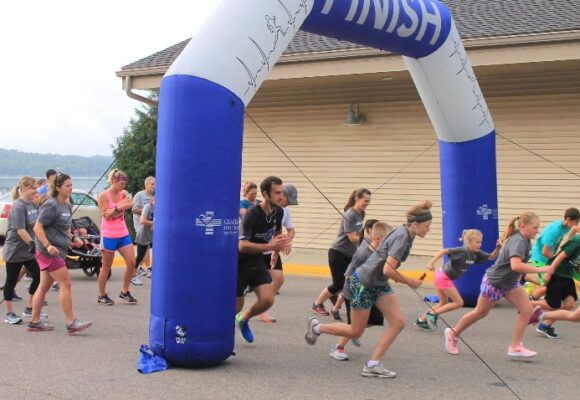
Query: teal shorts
[{"left": 349, "top": 272, "right": 393, "bottom": 310}]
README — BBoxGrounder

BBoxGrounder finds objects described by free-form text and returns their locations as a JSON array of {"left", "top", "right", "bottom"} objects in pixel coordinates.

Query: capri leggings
[
  {"left": 326, "top": 248, "right": 352, "bottom": 295},
  {"left": 3, "top": 259, "right": 40, "bottom": 301},
  {"left": 135, "top": 243, "right": 152, "bottom": 270}
]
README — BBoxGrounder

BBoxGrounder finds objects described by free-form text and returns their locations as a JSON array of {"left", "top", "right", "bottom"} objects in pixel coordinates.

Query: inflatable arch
[{"left": 152, "top": 0, "right": 499, "bottom": 366}]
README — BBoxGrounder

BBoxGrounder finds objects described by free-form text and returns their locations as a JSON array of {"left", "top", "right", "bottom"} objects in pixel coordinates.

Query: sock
[
  {"left": 366, "top": 360, "right": 380, "bottom": 367},
  {"left": 313, "top": 324, "right": 320, "bottom": 335}
]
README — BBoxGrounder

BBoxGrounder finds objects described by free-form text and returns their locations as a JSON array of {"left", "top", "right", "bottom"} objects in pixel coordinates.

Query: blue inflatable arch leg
[{"left": 151, "top": 0, "right": 498, "bottom": 367}]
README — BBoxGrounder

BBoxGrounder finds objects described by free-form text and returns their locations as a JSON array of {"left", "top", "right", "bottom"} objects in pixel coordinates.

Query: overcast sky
[{"left": 0, "top": 0, "right": 218, "bottom": 157}]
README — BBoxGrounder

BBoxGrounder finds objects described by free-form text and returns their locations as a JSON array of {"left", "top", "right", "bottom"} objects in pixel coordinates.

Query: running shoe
[
  {"left": 66, "top": 319, "right": 92, "bottom": 334},
  {"left": 351, "top": 337, "right": 362, "bottom": 347},
  {"left": 444, "top": 328, "right": 459, "bottom": 355},
  {"left": 331, "top": 309, "right": 342, "bottom": 321},
  {"left": 235, "top": 312, "right": 254, "bottom": 343},
  {"left": 330, "top": 345, "right": 349, "bottom": 361},
  {"left": 146, "top": 270, "right": 152, "bottom": 279},
  {"left": 426, "top": 311, "right": 438, "bottom": 327},
  {"left": 361, "top": 362, "right": 397, "bottom": 378},
  {"left": 131, "top": 275, "right": 144, "bottom": 286},
  {"left": 51, "top": 282, "right": 60, "bottom": 291},
  {"left": 119, "top": 291, "right": 138, "bottom": 304},
  {"left": 536, "top": 323, "right": 559, "bottom": 339},
  {"left": 22, "top": 307, "right": 48, "bottom": 320},
  {"left": 98, "top": 294, "right": 115, "bottom": 306},
  {"left": 137, "top": 266, "right": 148, "bottom": 276},
  {"left": 257, "top": 312, "right": 276, "bottom": 323},
  {"left": 24, "top": 273, "right": 33, "bottom": 282},
  {"left": 414, "top": 318, "right": 432, "bottom": 331},
  {"left": 12, "top": 292, "right": 23, "bottom": 302},
  {"left": 507, "top": 345, "right": 537, "bottom": 358},
  {"left": 28, "top": 320, "right": 55, "bottom": 332},
  {"left": 305, "top": 316, "right": 320, "bottom": 345},
  {"left": 528, "top": 306, "right": 544, "bottom": 325},
  {"left": 4, "top": 312, "right": 23, "bottom": 325},
  {"left": 312, "top": 302, "right": 330, "bottom": 316}
]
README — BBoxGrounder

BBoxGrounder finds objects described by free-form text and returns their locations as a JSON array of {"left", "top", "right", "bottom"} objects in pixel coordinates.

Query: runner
[
  {"left": 306, "top": 200, "right": 432, "bottom": 378},
  {"left": 29, "top": 173, "right": 92, "bottom": 333},
  {"left": 97, "top": 169, "right": 137, "bottom": 306},
  {"left": 236, "top": 176, "right": 292, "bottom": 342},
  {"left": 443, "top": 211, "right": 551, "bottom": 358},
  {"left": 312, "top": 188, "right": 370, "bottom": 316}
]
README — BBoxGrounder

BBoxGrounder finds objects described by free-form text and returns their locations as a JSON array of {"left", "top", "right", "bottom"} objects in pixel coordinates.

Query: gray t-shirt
[
  {"left": 35, "top": 198, "right": 73, "bottom": 258},
  {"left": 135, "top": 202, "right": 154, "bottom": 245},
  {"left": 343, "top": 242, "right": 374, "bottom": 300},
  {"left": 330, "top": 208, "right": 364, "bottom": 257},
  {"left": 2, "top": 199, "right": 38, "bottom": 263},
  {"left": 486, "top": 232, "right": 531, "bottom": 289},
  {"left": 443, "top": 247, "right": 490, "bottom": 280},
  {"left": 355, "top": 225, "right": 414, "bottom": 288},
  {"left": 132, "top": 190, "right": 152, "bottom": 231}
]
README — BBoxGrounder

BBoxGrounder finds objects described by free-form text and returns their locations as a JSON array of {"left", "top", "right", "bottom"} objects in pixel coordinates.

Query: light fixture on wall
[{"left": 345, "top": 102, "right": 366, "bottom": 125}]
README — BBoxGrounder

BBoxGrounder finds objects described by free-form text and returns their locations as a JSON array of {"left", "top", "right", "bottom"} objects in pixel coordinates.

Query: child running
[
  {"left": 444, "top": 211, "right": 551, "bottom": 358},
  {"left": 330, "top": 221, "right": 391, "bottom": 361},
  {"left": 414, "top": 229, "right": 501, "bottom": 330},
  {"left": 306, "top": 200, "right": 432, "bottom": 378}
]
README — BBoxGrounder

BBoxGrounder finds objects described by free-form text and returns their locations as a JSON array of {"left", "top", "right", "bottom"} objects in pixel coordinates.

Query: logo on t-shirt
[{"left": 195, "top": 211, "right": 222, "bottom": 235}]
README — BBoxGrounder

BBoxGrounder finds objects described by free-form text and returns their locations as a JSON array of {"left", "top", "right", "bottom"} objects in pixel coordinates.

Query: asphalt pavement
[{"left": 0, "top": 270, "right": 578, "bottom": 400}]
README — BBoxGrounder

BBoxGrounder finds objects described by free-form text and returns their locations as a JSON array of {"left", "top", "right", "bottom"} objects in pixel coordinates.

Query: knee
[
  {"left": 455, "top": 299, "right": 464, "bottom": 308},
  {"left": 391, "top": 316, "right": 405, "bottom": 332},
  {"left": 261, "top": 295, "right": 275, "bottom": 309},
  {"left": 60, "top": 279, "right": 72, "bottom": 291}
]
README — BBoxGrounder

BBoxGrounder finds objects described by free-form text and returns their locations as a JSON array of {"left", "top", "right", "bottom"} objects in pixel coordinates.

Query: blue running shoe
[{"left": 235, "top": 313, "right": 254, "bottom": 343}]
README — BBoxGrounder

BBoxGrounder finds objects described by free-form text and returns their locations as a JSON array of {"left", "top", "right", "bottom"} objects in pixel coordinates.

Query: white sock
[
  {"left": 313, "top": 324, "right": 321, "bottom": 335},
  {"left": 366, "top": 360, "right": 380, "bottom": 367}
]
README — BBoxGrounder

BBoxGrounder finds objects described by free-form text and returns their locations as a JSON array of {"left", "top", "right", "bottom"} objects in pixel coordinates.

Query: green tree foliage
[{"left": 112, "top": 94, "right": 158, "bottom": 196}]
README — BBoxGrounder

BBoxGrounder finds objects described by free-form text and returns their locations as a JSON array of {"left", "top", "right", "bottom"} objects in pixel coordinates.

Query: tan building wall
[{"left": 242, "top": 61, "right": 580, "bottom": 256}]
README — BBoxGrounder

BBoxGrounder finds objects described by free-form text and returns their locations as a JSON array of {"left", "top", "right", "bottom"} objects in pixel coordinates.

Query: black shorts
[
  {"left": 546, "top": 275, "right": 577, "bottom": 309},
  {"left": 262, "top": 254, "right": 283, "bottom": 271},
  {"left": 237, "top": 261, "right": 272, "bottom": 297},
  {"left": 345, "top": 298, "right": 384, "bottom": 326}
]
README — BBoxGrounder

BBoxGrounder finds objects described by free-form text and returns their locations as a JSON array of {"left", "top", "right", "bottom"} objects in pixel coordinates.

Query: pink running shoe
[
  {"left": 507, "top": 345, "right": 537, "bottom": 358},
  {"left": 312, "top": 302, "right": 330, "bottom": 316},
  {"left": 444, "top": 328, "right": 459, "bottom": 355},
  {"left": 257, "top": 312, "right": 276, "bottom": 323},
  {"left": 528, "top": 306, "right": 544, "bottom": 325}
]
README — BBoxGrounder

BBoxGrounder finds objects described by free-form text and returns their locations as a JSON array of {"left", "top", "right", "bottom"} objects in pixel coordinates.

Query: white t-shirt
[{"left": 282, "top": 207, "right": 293, "bottom": 230}]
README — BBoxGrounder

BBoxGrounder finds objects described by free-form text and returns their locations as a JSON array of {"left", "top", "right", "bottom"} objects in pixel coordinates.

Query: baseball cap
[{"left": 284, "top": 184, "right": 298, "bottom": 205}]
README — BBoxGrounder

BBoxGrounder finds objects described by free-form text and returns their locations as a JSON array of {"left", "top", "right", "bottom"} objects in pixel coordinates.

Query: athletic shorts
[
  {"left": 237, "top": 261, "right": 272, "bottom": 297},
  {"left": 480, "top": 274, "right": 521, "bottom": 303},
  {"left": 35, "top": 251, "right": 66, "bottom": 273},
  {"left": 348, "top": 272, "right": 393, "bottom": 311},
  {"left": 262, "top": 254, "right": 283, "bottom": 271},
  {"left": 101, "top": 235, "right": 133, "bottom": 252},
  {"left": 434, "top": 268, "right": 455, "bottom": 290},
  {"left": 545, "top": 275, "right": 577, "bottom": 309}
]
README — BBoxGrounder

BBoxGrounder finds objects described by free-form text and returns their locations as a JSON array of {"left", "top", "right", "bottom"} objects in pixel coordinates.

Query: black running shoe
[
  {"left": 97, "top": 294, "right": 115, "bottom": 306},
  {"left": 119, "top": 291, "right": 137, "bottom": 304}
]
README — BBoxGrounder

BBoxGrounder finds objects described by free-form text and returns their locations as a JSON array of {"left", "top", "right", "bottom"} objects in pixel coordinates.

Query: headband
[{"left": 408, "top": 211, "right": 432, "bottom": 224}]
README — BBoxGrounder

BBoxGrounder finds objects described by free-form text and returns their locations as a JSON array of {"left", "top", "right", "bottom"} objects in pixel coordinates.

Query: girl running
[
  {"left": 414, "top": 229, "right": 501, "bottom": 330},
  {"left": 444, "top": 212, "right": 551, "bottom": 358},
  {"left": 97, "top": 169, "right": 137, "bottom": 305},
  {"left": 239, "top": 181, "right": 260, "bottom": 219},
  {"left": 30, "top": 173, "right": 92, "bottom": 333},
  {"left": 312, "top": 188, "right": 370, "bottom": 316},
  {"left": 306, "top": 200, "right": 431, "bottom": 378},
  {"left": 2, "top": 177, "right": 44, "bottom": 325}
]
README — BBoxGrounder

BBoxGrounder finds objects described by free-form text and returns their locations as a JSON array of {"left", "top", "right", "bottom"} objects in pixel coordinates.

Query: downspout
[{"left": 124, "top": 76, "right": 159, "bottom": 107}]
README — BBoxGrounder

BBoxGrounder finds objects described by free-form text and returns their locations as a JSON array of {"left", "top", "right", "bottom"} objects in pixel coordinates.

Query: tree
[{"left": 112, "top": 92, "right": 158, "bottom": 196}]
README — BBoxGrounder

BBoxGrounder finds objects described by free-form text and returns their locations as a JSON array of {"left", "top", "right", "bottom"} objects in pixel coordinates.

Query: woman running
[
  {"left": 97, "top": 169, "right": 137, "bottom": 305},
  {"left": 29, "top": 173, "right": 92, "bottom": 333},
  {"left": 312, "top": 188, "right": 370, "bottom": 316},
  {"left": 2, "top": 177, "right": 44, "bottom": 325},
  {"left": 306, "top": 200, "right": 431, "bottom": 378},
  {"left": 239, "top": 181, "right": 261, "bottom": 219},
  {"left": 444, "top": 211, "right": 551, "bottom": 358},
  {"left": 414, "top": 229, "right": 501, "bottom": 330}
]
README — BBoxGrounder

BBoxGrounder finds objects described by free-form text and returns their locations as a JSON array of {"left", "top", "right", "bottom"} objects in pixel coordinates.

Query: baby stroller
[{"left": 65, "top": 216, "right": 110, "bottom": 279}]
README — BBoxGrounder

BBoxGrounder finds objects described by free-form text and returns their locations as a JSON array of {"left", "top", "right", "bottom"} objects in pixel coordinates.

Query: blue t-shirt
[
  {"left": 531, "top": 219, "right": 570, "bottom": 264},
  {"left": 239, "top": 198, "right": 261, "bottom": 210}
]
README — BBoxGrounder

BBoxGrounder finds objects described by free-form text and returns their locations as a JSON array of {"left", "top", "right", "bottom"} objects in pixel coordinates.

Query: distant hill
[{"left": 0, "top": 148, "right": 114, "bottom": 177}]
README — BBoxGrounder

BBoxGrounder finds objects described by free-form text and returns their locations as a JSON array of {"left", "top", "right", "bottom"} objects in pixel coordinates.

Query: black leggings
[
  {"left": 326, "top": 248, "right": 352, "bottom": 295},
  {"left": 3, "top": 259, "right": 40, "bottom": 301},
  {"left": 135, "top": 243, "right": 152, "bottom": 270}
]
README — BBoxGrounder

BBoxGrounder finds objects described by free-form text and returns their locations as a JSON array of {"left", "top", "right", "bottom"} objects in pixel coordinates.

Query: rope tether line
[{"left": 247, "top": 112, "right": 523, "bottom": 400}]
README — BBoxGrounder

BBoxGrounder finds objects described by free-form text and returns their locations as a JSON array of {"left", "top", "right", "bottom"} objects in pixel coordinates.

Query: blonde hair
[
  {"left": 107, "top": 168, "right": 127, "bottom": 184},
  {"left": 499, "top": 211, "right": 539, "bottom": 244},
  {"left": 406, "top": 200, "right": 433, "bottom": 224},
  {"left": 371, "top": 222, "right": 392, "bottom": 239},
  {"left": 461, "top": 229, "right": 483, "bottom": 243},
  {"left": 11, "top": 176, "right": 37, "bottom": 200},
  {"left": 144, "top": 176, "right": 155, "bottom": 186}
]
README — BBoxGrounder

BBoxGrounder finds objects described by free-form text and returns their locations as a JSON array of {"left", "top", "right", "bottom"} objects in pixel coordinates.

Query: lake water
[{"left": 0, "top": 176, "right": 108, "bottom": 196}]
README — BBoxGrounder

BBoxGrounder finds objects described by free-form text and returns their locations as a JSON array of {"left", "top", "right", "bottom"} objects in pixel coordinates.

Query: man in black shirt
[{"left": 235, "top": 176, "right": 292, "bottom": 343}]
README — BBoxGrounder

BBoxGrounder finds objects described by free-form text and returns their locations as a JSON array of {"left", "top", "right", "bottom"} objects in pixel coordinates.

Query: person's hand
[
  {"left": 72, "top": 237, "right": 83, "bottom": 248},
  {"left": 408, "top": 278, "right": 423, "bottom": 289},
  {"left": 495, "top": 240, "right": 503, "bottom": 248},
  {"left": 426, "top": 264, "right": 435, "bottom": 272},
  {"left": 271, "top": 234, "right": 292, "bottom": 252},
  {"left": 47, "top": 245, "right": 59, "bottom": 256}
]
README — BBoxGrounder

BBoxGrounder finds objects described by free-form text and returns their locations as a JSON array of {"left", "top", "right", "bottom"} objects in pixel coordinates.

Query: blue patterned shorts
[
  {"left": 349, "top": 273, "right": 393, "bottom": 310},
  {"left": 480, "top": 274, "right": 521, "bottom": 302}
]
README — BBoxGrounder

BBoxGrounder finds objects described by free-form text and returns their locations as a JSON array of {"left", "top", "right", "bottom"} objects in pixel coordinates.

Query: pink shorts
[
  {"left": 434, "top": 268, "right": 455, "bottom": 290},
  {"left": 35, "top": 251, "right": 66, "bottom": 273}
]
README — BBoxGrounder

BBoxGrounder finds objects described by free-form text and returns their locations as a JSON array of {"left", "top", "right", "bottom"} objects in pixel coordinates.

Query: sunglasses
[{"left": 114, "top": 176, "right": 128, "bottom": 182}]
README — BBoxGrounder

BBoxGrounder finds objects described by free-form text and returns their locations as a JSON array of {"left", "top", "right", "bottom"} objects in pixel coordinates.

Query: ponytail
[
  {"left": 499, "top": 211, "right": 538, "bottom": 244},
  {"left": 344, "top": 188, "right": 371, "bottom": 212},
  {"left": 11, "top": 176, "right": 37, "bottom": 200}
]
